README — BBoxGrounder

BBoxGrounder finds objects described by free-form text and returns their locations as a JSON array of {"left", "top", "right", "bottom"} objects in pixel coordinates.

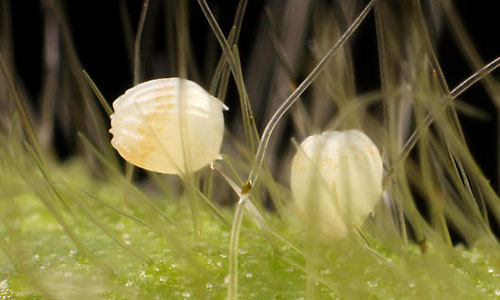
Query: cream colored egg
[
  {"left": 290, "top": 130, "right": 383, "bottom": 237},
  {"left": 109, "top": 78, "right": 226, "bottom": 174}
]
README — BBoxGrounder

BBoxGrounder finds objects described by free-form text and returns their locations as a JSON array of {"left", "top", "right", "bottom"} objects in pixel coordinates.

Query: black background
[{"left": 6, "top": 0, "right": 500, "bottom": 191}]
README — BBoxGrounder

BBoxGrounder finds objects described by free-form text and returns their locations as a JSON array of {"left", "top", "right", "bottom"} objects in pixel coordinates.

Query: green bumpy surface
[{"left": 2, "top": 161, "right": 500, "bottom": 300}]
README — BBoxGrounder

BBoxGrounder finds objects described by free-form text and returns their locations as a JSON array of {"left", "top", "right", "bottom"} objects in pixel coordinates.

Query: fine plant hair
[{"left": 3, "top": 0, "right": 500, "bottom": 299}]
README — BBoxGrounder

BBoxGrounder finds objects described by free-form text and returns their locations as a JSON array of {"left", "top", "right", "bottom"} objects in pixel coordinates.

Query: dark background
[{"left": 6, "top": 0, "right": 500, "bottom": 191}]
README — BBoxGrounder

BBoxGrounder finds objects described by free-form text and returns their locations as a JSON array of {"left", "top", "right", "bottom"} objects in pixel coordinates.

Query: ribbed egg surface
[
  {"left": 109, "top": 78, "right": 226, "bottom": 174},
  {"left": 290, "top": 130, "right": 383, "bottom": 236}
]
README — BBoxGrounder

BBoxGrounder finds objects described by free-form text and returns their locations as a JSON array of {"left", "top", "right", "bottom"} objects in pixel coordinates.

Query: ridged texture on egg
[
  {"left": 110, "top": 78, "right": 226, "bottom": 174},
  {"left": 290, "top": 130, "right": 383, "bottom": 236}
]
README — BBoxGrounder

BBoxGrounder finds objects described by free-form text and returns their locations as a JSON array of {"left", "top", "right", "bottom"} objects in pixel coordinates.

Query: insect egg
[
  {"left": 109, "top": 78, "right": 227, "bottom": 174},
  {"left": 290, "top": 129, "right": 383, "bottom": 236}
]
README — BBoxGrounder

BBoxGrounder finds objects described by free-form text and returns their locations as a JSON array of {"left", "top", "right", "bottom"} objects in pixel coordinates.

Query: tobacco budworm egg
[
  {"left": 109, "top": 78, "right": 226, "bottom": 174},
  {"left": 290, "top": 130, "right": 383, "bottom": 236}
]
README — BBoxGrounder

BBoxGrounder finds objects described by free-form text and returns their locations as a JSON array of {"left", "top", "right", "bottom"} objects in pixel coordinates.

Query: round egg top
[
  {"left": 290, "top": 129, "right": 383, "bottom": 236},
  {"left": 109, "top": 78, "right": 226, "bottom": 174}
]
